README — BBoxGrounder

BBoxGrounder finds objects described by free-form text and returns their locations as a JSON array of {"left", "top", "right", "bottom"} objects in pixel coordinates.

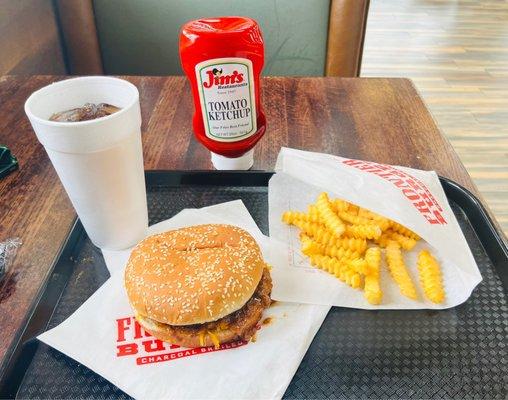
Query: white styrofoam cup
[{"left": 25, "top": 76, "right": 148, "bottom": 250}]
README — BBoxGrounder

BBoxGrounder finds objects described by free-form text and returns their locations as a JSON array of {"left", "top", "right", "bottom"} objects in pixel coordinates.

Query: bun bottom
[{"left": 137, "top": 268, "right": 272, "bottom": 348}]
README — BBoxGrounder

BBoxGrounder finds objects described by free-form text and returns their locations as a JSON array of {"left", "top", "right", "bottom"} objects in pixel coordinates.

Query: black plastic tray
[{"left": 1, "top": 171, "right": 507, "bottom": 399}]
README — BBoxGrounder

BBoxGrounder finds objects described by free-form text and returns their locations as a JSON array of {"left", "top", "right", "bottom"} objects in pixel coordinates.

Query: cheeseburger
[{"left": 124, "top": 224, "right": 272, "bottom": 348}]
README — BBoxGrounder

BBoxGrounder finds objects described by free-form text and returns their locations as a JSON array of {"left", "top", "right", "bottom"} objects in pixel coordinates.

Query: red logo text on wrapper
[
  {"left": 342, "top": 159, "right": 447, "bottom": 225},
  {"left": 115, "top": 316, "right": 247, "bottom": 366}
]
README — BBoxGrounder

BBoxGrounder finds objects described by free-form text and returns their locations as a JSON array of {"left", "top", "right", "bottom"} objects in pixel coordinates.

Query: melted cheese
[
  {"left": 208, "top": 330, "right": 220, "bottom": 349},
  {"left": 199, "top": 331, "right": 206, "bottom": 347}
]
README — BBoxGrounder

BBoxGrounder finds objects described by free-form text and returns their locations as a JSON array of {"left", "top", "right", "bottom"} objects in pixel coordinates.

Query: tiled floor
[{"left": 362, "top": 0, "right": 508, "bottom": 234}]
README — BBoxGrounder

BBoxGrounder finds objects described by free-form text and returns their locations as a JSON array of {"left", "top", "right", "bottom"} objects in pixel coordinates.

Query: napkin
[
  {"left": 268, "top": 147, "right": 482, "bottom": 309},
  {"left": 39, "top": 200, "right": 330, "bottom": 400}
]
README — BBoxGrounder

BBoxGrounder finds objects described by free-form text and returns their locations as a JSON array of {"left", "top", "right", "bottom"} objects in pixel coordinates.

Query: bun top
[{"left": 124, "top": 224, "right": 265, "bottom": 326}]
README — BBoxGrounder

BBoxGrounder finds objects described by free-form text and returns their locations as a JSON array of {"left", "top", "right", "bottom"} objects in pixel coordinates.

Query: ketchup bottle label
[{"left": 195, "top": 57, "right": 257, "bottom": 142}]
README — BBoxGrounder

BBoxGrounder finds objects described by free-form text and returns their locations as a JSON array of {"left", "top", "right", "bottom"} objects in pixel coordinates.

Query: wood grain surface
[
  {"left": 362, "top": 0, "right": 508, "bottom": 234},
  {"left": 0, "top": 75, "right": 498, "bottom": 376}
]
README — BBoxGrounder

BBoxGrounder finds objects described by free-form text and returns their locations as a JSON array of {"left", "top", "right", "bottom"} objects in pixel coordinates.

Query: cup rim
[{"left": 24, "top": 76, "right": 139, "bottom": 127}]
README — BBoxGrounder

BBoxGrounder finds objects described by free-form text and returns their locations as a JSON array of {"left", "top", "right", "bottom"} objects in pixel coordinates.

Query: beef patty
[{"left": 136, "top": 268, "right": 272, "bottom": 348}]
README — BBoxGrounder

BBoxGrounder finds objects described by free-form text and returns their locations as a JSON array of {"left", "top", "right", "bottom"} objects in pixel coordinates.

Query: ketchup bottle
[{"left": 179, "top": 17, "right": 266, "bottom": 170}]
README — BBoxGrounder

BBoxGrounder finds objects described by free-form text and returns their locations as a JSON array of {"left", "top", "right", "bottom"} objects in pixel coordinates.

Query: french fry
[
  {"left": 348, "top": 258, "right": 369, "bottom": 275},
  {"left": 389, "top": 231, "right": 417, "bottom": 251},
  {"left": 294, "top": 221, "right": 367, "bottom": 252},
  {"left": 347, "top": 204, "right": 360, "bottom": 215},
  {"left": 307, "top": 204, "right": 321, "bottom": 221},
  {"left": 417, "top": 250, "right": 445, "bottom": 304},
  {"left": 390, "top": 221, "right": 420, "bottom": 240},
  {"left": 365, "top": 246, "right": 381, "bottom": 274},
  {"left": 330, "top": 199, "right": 350, "bottom": 213},
  {"left": 282, "top": 210, "right": 321, "bottom": 225},
  {"left": 309, "top": 254, "right": 362, "bottom": 289},
  {"left": 357, "top": 209, "right": 397, "bottom": 231},
  {"left": 316, "top": 192, "right": 346, "bottom": 237},
  {"left": 375, "top": 229, "right": 417, "bottom": 250},
  {"left": 308, "top": 253, "right": 333, "bottom": 272},
  {"left": 364, "top": 275, "right": 382, "bottom": 305},
  {"left": 298, "top": 222, "right": 337, "bottom": 247},
  {"left": 296, "top": 212, "right": 366, "bottom": 251},
  {"left": 288, "top": 220, "right": 327, "bottom": 240},
  {"left": 323, "top": 245, "right": 361, "bottom": 261},
  {"left": 340, "top": 268, "right": 362, "bottom": 288},
  {"left": 374, "top": 230, "right": 393, "bottom": 248},
  {"left": 300, "top": 235, "right": 324, "bottom": 257},
  {"left": 301, "top": 235, "right": 360, "bottom": 261},
  {"left": 385, "top": 241, "right": 418, "bottom": 300},
  {"left": 332, "top": 237, "right": 368, "bottom": 253},
  {"left": 337, "top": 210, "right": 382, "bottom": 229},
  {"left": 345, "top": 224, "right": 382, "bottom": 240},
  {"left": 364, "top": 247, "right": 382, "bottom": 305}
]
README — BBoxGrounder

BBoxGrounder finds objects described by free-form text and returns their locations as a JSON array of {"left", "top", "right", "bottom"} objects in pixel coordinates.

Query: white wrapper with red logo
[
  {"left": 268, "top": 147, "right": 482, "bottom": 309},
  {"left": 38, "top": 200, "right": 330, "bottom": 400}
]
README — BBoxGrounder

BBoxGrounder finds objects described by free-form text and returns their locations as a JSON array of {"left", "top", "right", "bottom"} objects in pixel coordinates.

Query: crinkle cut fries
[{"left": 282, "top": 193, "right": 445, "bottom": 305}]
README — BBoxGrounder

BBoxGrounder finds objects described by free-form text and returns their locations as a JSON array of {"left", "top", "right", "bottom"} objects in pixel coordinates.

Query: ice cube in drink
[{"left": 49, "top": 103, "right": 120, "bottom": 122}]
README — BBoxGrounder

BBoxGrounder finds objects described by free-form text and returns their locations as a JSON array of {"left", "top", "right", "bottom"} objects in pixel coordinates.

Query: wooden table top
[{"left": 0, "top": 75, "right": 497, "bottom": 376}]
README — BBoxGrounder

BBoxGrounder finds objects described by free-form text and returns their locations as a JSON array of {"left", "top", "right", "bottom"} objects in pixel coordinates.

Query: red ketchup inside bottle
[{"left": 179, "top": 17, "right": 266, "bottom": 170}]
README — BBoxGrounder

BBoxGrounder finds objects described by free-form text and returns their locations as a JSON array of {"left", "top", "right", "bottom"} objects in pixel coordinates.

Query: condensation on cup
[{"left": 25, "top": 76, "right": 148, "bottom": 250}]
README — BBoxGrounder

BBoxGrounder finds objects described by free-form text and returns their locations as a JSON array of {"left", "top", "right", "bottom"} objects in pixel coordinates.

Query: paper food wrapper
[
  {"left": 269, "top": 147, "right": 482, "bottom": 309},
  {"left": 39, "top": 200, "right": 330, "bottom": 400}
]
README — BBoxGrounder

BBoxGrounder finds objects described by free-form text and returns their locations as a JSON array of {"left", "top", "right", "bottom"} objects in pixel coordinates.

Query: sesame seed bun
[
  {"left": 135, "top": 268, "right": 272, "bottom": 348},
  {"left": 124, "top": 224, "right": 266, "bottom": 326}
]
